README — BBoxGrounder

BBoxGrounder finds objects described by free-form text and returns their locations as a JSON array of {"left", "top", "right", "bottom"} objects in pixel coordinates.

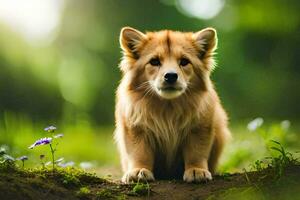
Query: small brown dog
[{"left": 114, "top": 27, "right": 231, "bottom": 183}]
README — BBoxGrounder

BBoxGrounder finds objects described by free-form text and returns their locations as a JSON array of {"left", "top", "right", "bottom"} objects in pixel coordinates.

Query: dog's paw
[
  {"left": 122, "top": 168, "right": 155, "bottom": 183},
  {"left": 183, "top": 168, "right": 212, "bottom": 183}
]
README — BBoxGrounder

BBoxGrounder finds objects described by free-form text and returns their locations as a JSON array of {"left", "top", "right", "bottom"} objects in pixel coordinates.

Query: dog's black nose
[{"left": 164, "top": 72, "right": 178, "bottom": 84}]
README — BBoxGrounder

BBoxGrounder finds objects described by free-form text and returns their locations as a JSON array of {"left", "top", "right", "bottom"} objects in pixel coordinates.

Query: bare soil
[{"left": 0, "top": 165, "right": 299, "bottom": 200}]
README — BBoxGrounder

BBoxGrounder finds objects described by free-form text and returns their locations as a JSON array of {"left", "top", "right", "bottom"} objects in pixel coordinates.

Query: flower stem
[
  {"left": 22, "top": 161, "right": 24, "bottom": 169},
  {"left": 49, "top": 144, "right": 55, "bottom": 172}
]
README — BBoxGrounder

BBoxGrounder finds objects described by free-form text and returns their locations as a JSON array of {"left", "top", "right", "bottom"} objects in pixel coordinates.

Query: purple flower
[
  {"left": 17, "top": 156, "right": 28, "bottom": 161},
  {"left": 29, "top": 137, "right": 52, "bottom": 149},
  {"left": 44, "top": 126, "right": 57, "bottom": 133},
  {"left": 54, "top": 134, "right": 64, "bottom": 139}
]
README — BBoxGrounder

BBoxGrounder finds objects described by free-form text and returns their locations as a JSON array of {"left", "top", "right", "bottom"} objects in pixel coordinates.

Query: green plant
[
  {"left": 17, "top": 156, "right": 28, "bottom": 168},
  {"left": 267, "top": 140, "right": 298, "bottom": 179},
  {"left": 0, "top": 147, "right": 16, "bottom": 168},
  {"left": 249, "top": 139, "right": 298, "bottom": 181},
  {"left": 252, "top": 119, "right": 291, "bottom": 149},
  {"left": 29, "top": 125, "right": 63, "bottom": 171}
]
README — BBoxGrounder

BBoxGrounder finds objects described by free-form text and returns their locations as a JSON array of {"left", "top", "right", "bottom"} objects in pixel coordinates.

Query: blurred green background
[{"left": 0, "top": 0, "right": 299, "bottom": 176}]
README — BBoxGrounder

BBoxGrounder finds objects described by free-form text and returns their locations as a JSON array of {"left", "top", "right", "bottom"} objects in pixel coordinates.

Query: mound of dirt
[{"left": 0, "top": 165, "right": 299, "bottom": 200}]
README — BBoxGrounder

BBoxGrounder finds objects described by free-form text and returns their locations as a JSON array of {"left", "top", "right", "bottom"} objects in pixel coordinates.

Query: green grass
[
  {"left": 0, "top": 113, "right": 299, "bottom": 176},
  {"left": 0, "top": 113, "right": 118, "bottom": 171},
  {"left": 219, "top": 120, "right": 300, "bottom": 173},
  {"left": 1, "top": 140, "right": 299, "bottom": 200}
]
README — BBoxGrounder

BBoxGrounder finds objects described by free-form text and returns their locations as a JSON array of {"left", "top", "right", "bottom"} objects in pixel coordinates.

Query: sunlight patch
[
  {"left": 176, "top": 0, "right": 225, "bottom": 20},
  {"left": 0, "top": 0, "right": 65, "bottom": 44}
]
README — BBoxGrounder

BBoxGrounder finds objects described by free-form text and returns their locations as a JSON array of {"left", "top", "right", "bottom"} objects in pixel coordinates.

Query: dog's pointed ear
[
  {"left": 120, "top": 27, "right": 146, "bottom": 59},
  {"left": 193, "top": 28, "right": 217, "bottom": 59}
]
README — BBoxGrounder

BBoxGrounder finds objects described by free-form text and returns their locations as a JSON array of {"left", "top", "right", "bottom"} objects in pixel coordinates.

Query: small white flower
[
  {"left": 45, "top": 161, "right": 52, "bottom": 166},
  {"left": 3, "top": 154, "right": 15, "bottom": 161},
  {"left": 55, "top": 157, "right": 64, "bottom": 163},
  {"left": 79, "top": 162, "right": 94, "bottom": 170},
  {"left": 247, "top": 117, "right": 264, "bottom": 131},
  {"left": 58, "top": 161, "right": 75, "bottom": 168},
  {"left": 0, "top": 145, "right": 9, "bottom": 154},
  {"left": 54, "top": 134, "right": 64, "bottom": 139},
  {"left": 44, "top": 125, "right": 57, "bottom": 132},
  {"left": 280, "top": 120, "right": 290, "bottom": 131},
  {"left": 17, "top": 156, "right": 28, "bottom": 161}
]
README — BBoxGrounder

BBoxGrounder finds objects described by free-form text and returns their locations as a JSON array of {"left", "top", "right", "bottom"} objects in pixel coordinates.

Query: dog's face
[{"left": 119, "top": 27, "right": 217, "bottom": 99}]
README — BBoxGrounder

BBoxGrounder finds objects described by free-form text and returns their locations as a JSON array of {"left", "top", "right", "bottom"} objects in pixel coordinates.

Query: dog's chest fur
[{"left": 126, "top": 97, "right": 200, "bottom": 168}]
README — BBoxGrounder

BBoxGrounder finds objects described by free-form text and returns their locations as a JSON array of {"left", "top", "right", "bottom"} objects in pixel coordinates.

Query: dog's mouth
[
  {"left": 155, "top": 85, "right": 185, "bottom": 99},
  {"left": 158, "top": 86, "right": 183, "bottom": 92}
]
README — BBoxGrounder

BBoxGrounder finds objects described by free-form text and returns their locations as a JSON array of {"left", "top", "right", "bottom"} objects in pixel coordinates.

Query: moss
[
  {"left": 116, "top": 194, "right": 127, "bottom": 200},
  {"left": 1, "top": 158, "right": 298, "bottom": 200},
  {"left": 55, "top": 167, "right": 105, "bottom": 185},
  {"left": 0, "top": 160, "right": 17, "bottom": 172},
  {"left": 130, "top": 182, "right": 150, "bottom": 196},
  {"left": 24, "top": 166, "right": 106, "bottom": 188},
  {"left": 76, "top": 186, "right": 91, "bottom": 197},
  {"left": 0, "top": 163, "right": 112, "bottom": 199},
  {"left": 61, "top": 172, "right": 81, "bottom": 187},
  {"left": 218, "top": 172, "right": 232, "bottom": 181},
  {"left": 96, "top": 189, "right": 114, "bottom": 199}
]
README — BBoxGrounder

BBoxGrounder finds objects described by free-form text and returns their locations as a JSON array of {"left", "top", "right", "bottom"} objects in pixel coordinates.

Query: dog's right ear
[{"left": 120, "top": 27, "right": 146, "bottom": 59}]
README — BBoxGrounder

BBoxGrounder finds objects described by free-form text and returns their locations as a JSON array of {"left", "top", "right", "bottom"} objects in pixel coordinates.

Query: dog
[{"left": 114, "top": 27, "right": 231, "bottom": 183}]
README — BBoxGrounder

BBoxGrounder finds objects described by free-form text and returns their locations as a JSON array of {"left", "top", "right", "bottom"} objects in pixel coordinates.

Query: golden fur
[{"left": 114, "top": 27, "right": 231, "bottom": 183}]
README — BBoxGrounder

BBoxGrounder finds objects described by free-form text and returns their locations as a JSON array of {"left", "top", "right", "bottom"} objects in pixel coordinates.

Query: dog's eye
[
  {"left": 149, "top": 58, "right": 161, "bottom": 66},
  {"left": 179, "top": 58, "right": 190, "bottom": 67}
]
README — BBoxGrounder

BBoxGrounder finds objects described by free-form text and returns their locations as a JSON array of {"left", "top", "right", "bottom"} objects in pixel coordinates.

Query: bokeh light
[
  {"left": 0, "top": 0, "right": 64, "bottom": 44},
  {"left": 176, "top": 0, "right": 225, "bottom": 19}
]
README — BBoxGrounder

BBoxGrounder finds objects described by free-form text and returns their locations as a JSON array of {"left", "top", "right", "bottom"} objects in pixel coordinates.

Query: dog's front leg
[
  {"left": 121, "top": 129, "right": 155, "bottom": 183},
  {"left": 183, "top": 128, "right": 214, "bottom": 183}
]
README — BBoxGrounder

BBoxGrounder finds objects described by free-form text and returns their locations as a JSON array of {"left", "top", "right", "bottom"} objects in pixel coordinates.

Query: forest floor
[{"left": 0, "top": 163, "right": 299, "bottom": 200}]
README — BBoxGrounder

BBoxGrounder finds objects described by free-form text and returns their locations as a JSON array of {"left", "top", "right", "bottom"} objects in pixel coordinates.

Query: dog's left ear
[
  {"left": 120, "top": 27, "right": 146, "bottom": 59},
  {"left": 193, "top": 28, "right": 217, "bottom": 60}
]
